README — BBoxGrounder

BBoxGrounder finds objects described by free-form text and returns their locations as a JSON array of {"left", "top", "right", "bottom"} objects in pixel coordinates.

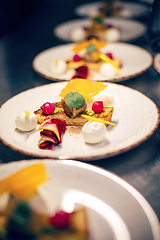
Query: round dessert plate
[
  {"left": 54, "top": 18, "right": 147, "bottom": 43},
  {"left": 0, "top": 159, "right": 159, "bottom": 240},
  {"left": 0, "top": 82, "right": 159, "bottom": 161},
  {"left": 74, "top": 1, "right": 151, "bottom": 18},
  {"left": 32, "top": 42, "right": 152, "bottom": 82},
  {"left": 153, "top": 53, "right": 160, "bottom": 73}
]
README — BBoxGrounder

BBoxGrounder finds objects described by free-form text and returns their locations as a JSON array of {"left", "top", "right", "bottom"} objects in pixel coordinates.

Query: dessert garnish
[
  {"left": 0, "top": 163, "right": 47, "bottom": 200},
  {"left": 81, "top": 114, "right": 115, "bottom": 126},
  {"left": 92, "top": 100, "right": 104, "bottom": 113},
  {"left": 72, "top": 65, "right": 88, "bottom": 79},
  {"left": 61, "top": 91, "right": 87, "bottom": 118},
  {"left": 38, "top": 118, "right": 66, "bottom": 149},
  {"left": 34, "top": 79, "right": 114, "bottom": 128},
  {"left": 98, "top": 0, "right": 132, "bottom": 18},
  {"left": 65, "top": 92, "right": 85, "bottom": 108},
  {"left": 100, "top": 62, "right": 118, "bottom": 77},
  {"left": 0, "top": 164, "right": 88, "bottom": 239},
  {"left": 73, "top": 54, "right": 81, "bottom": 61},
  {"left": 72, "top": 38, "right": 106, "bottom": 53},
  {"left": 59, "top": 78, "right": 107, "bottom": 100},
  {"left": 41, "top": 102, "right": 58, "bottom": 115},
  {"left": 41, "top": 102, "right": 59, "bottom": 115},
  {"left": 86, "top": 109, "right": 95, "bottom": 116},
  {"left": 70, "top": 26, "right": 86, "bottom": 42},
  {"left": 41, "top": 102, "right": 55, "bottom": 114},
  {"left": 15, "top": 110, "right": 37, "bottom": 132},
  {"left": 99, "top": 52, "right": 122, "bottom": 75},
  {"left": 50, "top": 59, "right": 67, "bottom": 75},
  {"left": 70, "top": 14, "right": 121, "bottom": 42},
  {"left": 67, "top": 38, "right": 122, "bottom": 79},
  {"left": 85, "top": 15, "right": 121, "bottom": 42},
  {"left": 82, "top": 121, "right": 107, "bottom": 144}
]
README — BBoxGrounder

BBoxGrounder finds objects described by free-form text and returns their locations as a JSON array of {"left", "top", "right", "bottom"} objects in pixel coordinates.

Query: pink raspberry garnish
[
  {"left": 106, "top": 52, "right": 113, "bottom": 59},
  {"left": 40, "top": 102, "right": 55, "bottom": 115},
  {"left": 92, "top": 101, "right": 104, "bottom": 113},
  {"left": 73, "top": 54, "right": 81, "bottom": 62},
  {"left": 50, "top": 210, "right": 70, "bottom": 228},
  {"left": 76, "top": 65, "right": 88, "bottom": 78}
]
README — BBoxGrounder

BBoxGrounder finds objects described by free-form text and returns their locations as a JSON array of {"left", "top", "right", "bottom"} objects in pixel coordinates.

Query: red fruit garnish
[
  {"left": 92, "top": 101, "right": 104, "bottom": 113},
  {"left": 71, "top": 74, "right": 78, "bottom": 79},
  {"left": 73, "top": 54, "right": 81, "bottom": 62},
  {"left": 50, "top": 211, "right": 70, "bottom": 228},
  {"left": 38, "top": 118, "right": 66, "bottom": 149},
  {"left": 106, "top": 52, "right": 113, "bottom": 59},
  {"left": 76, "top": 66, "right": 88, "bottom": 79},
  {"left": 38, "top": 141, "right": 55, "bottom": 149},
  {"left": 41, "top": 102, "right": 55, "bottom": 115},
  {"left": 106, "top": 24, "right": 113, "bottom": 28}
]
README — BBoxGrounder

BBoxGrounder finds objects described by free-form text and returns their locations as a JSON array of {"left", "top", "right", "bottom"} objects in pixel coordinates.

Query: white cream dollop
[
  {"left": 15, "top": 111, "right": 37, "bottom": 132},
  {"left": 51, "top": 59, "right": 67, "bottom": 75},
  {"left": 70, "top": 27, "right": 86, "bottom": 42},
  {"left": 100, "top": 63, "right": 117, "bottom": 77},
  {"left": 86, "top": 93, "right": 114, "bottom": 107},
  {"left": 119, "top": 8, "right": 132, "bottom": 17},
  {"left": 82, "top": 121, "right": 106, "bottom": 144},
  {"left": 91, "top": 93, "right": 114, "bottom": 107},
  {"left": 104, "top": 27, "right": 121, "bottom": 42}
]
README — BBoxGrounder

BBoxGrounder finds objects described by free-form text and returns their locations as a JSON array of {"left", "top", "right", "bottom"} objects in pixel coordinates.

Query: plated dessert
[
  {"left": 54, "top": 17, "right": 147, "bottom": 44},
  {"left": 0, "top": 81, "right": 159, "bottom": 160},
  {"left": 15, "top": 78, "right": 115, "bottom": 149},
  {"left": 32, "top": 41, "right": 152, "bottom": 82},
  {"left": 0, "top": 160, "right": 159, "bottom": 240},
  {"left": 74, "top": 1, "right": 151, "bottom": 19},
  {"left": 0, "top": 163, "right": 88, "bottom": 239},
  {"left": 50, "top": 38, "right": 122, "bottom": 80},
  {"left": 70, "top": 15, "right": 121, "bottom": 42}
]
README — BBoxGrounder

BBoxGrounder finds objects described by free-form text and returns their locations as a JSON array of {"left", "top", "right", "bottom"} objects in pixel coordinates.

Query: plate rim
[
  {"left": 153, "top": 53, "right": 160, "bottom": 74},
  {"left": 1, "top": 158, "right": 160, "bottom": 240},
  {"left": 32, "top": 42, "right": 153, "bottom": 83},
  {"left": 0, "top": 81, "right": 160, "bottom": 161}
]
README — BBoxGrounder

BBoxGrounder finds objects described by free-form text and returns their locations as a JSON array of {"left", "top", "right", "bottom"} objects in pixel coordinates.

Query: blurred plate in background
[
  {"left": 0, "top": 159, "right": 159, "bottom": 240},
  {"left": 153, "top": 53, "right": 160, "bottom": 73},
  {"left": 74, "top": 1, "right": 151, "bottom": 18},
  {"left": 32, "top": 42, "right": 152, "bottom": 82},
  {"left": 53, "top": 18, "right": 147, "bottom": 43}
]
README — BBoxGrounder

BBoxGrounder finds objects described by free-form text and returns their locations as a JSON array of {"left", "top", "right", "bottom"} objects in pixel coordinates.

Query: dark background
[
  {"left": 0, "top": 0, "right": 45, "bottom": 39},
  {"left": 0, "top": 0, "right": 152, "bottom": 40}
]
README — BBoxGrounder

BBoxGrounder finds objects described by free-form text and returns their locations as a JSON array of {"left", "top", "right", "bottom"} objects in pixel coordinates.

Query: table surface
[{"left": 0, "top": 0, "right": 160, "bottom": 225}]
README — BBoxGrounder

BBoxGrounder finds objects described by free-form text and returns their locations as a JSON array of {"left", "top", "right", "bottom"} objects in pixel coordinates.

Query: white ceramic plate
[
  {"left": 153, "top": 53, "right": 160, "bottom": 73},
  {"left": 32, "top": 42, "right": 152, "bottom": 82},
  {"left": 0, "top": 82, "right": 159, "bottom": 161},
  {"left": 53, "top": 18, "right": 147, "bottom": 43},
  {"left": 0, "top": 159, "right": 159, "bottom": 240},
  {"left": 74, "top": 1, "right": 151, "bottom": 18}
]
